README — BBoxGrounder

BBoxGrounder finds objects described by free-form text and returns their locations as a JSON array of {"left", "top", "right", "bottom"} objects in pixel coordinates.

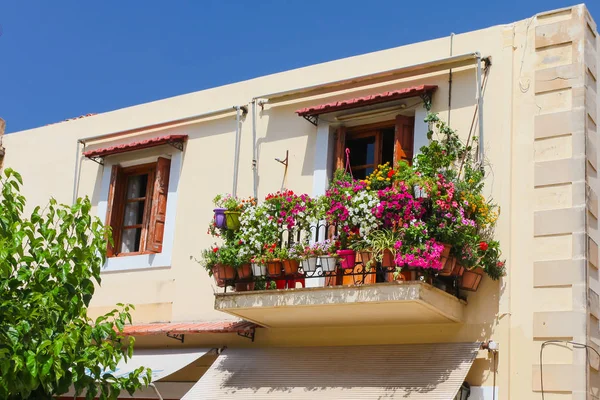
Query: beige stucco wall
[{"left": 2, "top": 4, "right": 600, "bottom": 399}]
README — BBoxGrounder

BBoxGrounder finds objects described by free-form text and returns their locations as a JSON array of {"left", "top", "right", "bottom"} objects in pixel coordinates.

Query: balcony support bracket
[
  {"left": 88, "top": 156, "right": 104, "bottom": 166},
  {"left": 166, "top": 332, "right": 185, "bottom": 343},
  {"left": 303, "top": 115, "right": 318, "bottom": 126},
  {"left": 237, "top": 327, "right": 256, "bottom": 342}
]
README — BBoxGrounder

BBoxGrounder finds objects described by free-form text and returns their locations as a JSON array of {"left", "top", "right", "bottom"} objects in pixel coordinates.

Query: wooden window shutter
[
  {"left": 147, "top": 157, "right": 171, "bottom": 253},
  {"left": 105, "top": 165, "right": 124, "bottom": 257},
  {"left": 333, "top": 126, "right": 347, "bottom": 172},
  {"left": 393, "top": 115, "right": 415, "bottom": 165}
]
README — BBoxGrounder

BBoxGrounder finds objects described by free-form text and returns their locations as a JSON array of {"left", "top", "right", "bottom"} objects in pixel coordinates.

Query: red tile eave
[
  {"left": 82, "top": 134, "right": 188, "bottom": 159},
  {"left": 121, "top": 321, "right": 256, "bottom": 336},
  {"left": 296, "top": 85, "right": 438, "bottom": 117}
]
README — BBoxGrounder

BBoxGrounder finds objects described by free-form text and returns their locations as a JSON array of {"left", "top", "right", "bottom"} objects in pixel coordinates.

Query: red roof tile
[
  {"left": 121, "top": 320, "right": 256, "bottom": 336},
  {"left": 296, "top": 85, "right": 438, "bottom": 117},
  {"left": 46, "top": 113, "right": 97, "bottom": 126},
  {"left": 83, "top": 134, "right": 188, "bottom": 158}
]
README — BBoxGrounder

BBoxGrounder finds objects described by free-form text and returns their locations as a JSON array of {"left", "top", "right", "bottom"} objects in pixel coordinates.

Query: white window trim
[
  {"left": 468, "top": 386, "right": 498, "bottom": 400},
  {"left": 96, "top": 151, "right": 182, "bottom": 273}
]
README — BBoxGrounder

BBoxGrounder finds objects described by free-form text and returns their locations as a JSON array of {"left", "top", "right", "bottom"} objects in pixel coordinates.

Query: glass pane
[
  {"left": 123, "top": 201, "right": 145, "bottom": 226},
  {"left": 126, "top": 174, "right": 148, "bottom": 199},
  {"left": 382, "top": 128, "right": 395, "bottom": 165},
  {"left": 346, "top": 136, "right": 375, "bottom": 168},
  {"left": 353, "top": 167, "right": 374, "bottom": 180},
  {"left": 120, "top": 228, "right": 142, "bottom": 253}
]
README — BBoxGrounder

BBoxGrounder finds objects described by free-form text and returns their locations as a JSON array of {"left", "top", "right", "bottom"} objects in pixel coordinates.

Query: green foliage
[
  {"left": 414, "top": 113, "right": 474, "bottom": 179},
  {"left": 0, "top": 168, "right": 150, "bottom": 399}
]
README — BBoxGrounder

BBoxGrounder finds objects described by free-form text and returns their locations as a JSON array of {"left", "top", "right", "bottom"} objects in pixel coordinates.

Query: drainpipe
[
  {"left": 72, "top": 140, "right": 83, "bottom": 204},
  {"left": 251, "top": 100, "right": 258, "bottom": 199},
  {"left": 476, "top": 52, "right": 485, "bottom": 165},
  {"left": 232, "top": 106, "right": 241, "bottom": 197},
  {"left": 448, "top": 33, "right": 455, "bottom": 126}
]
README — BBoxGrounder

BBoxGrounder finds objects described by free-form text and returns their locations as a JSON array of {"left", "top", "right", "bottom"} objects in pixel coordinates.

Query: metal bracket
[
  {"left": 167, "top": 140, "right": 185, "bottom": 152},
  {"left": 166, "top": 332, "right": 185, "bottom": 343},
  {"left": 88, "top": 156, "right": 104, "bottom": 166},
  {"left": 420, "top": 92, "right": 433, "bottom": 111},
  {"left": 237, "top": 327, "right": 255, "bottom": 342},
  {"left": 302, "top": 115, "right": 318, "bottom": 126}
]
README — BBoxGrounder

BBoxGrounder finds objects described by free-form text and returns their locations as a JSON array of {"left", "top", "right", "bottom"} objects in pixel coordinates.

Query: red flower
[
  {"left": 238, "top": 240, "right": 243, "bottom": 245},
  {"left": 212, "top": 247, "right": 219, "bottom": 253},
  {"left": 387, "top": 170, "right": 395, "bottom": 178},
  {"left": 479, "top": 242, "right": 488, "bottom": 251}
]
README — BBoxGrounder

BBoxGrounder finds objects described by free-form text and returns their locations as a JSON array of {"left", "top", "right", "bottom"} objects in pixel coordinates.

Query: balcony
[{"left": 214, "top": 280, "right": 466, "bottom": 328}]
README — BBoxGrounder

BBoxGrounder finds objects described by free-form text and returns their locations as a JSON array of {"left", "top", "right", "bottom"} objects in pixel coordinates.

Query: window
[
  {"left": 105, "top": 157, "right": 171, "bottom": 257},
  {"left": 333, "top": 115, "right": 415, "bottom": 179}
]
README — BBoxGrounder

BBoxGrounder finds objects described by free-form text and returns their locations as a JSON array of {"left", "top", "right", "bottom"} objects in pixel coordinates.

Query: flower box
[
  {"left": 238, "top": 263, "right": 253, "bottom": 279},
  {"left": 266, "top": 260, "right": 283, "bottom": 277},
  {"left": 460, "top": 267, "right": 484, "bottom": 291},
  {"left": 282, "top": 259, "right": 300, "bottom": 275},
  {"left": 213, "top": 264, "right": 236, "bottom": 287}
]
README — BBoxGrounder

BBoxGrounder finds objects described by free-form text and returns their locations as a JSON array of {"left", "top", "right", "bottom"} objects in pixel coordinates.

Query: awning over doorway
[
  {"left": 109, "top": 348, "right": 211, "bottom": 382},
  {"left": 295, "top": 85, "right": 438, "bottom": 117},
  {"left": 181, "top": 342, "right": 479, "bottom": 399}
]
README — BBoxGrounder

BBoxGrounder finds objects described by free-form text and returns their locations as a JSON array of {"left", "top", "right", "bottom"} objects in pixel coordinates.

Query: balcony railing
[{"left": 217, "top": 222, "right": 464, "bottom": 300}]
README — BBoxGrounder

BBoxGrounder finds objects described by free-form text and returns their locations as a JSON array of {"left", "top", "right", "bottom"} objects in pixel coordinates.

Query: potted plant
[
  {"left": 200, "top": 246, "right": 237, "bottom": 287},
  {"left": 350, "top": 238, "right": 375, "bottom": 270},
  {"left": 368, "top": 229, "right": 400, "bottom": 269},
  {"left": 251, "top": 257, "right": 267, "bottom": 277},
  {"left": 311, "top": 240, "right": 338, "bottom": 272},
  {"left": 261, "top": 243, "right": 282, "bottom": 277},
  {"left": 237, "top": 244, "right": 253, "bottom": 280},
  {"left": 299, "top": 243, "right": 318, "bottom": 273},
  {"left": 276, "top": 245, "right": 301, "bottom": 276},
  {"left": 458, "top": 239, "right": 505, "bottom": 291}
]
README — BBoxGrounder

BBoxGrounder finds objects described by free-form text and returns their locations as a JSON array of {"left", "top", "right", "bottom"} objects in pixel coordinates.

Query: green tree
[{"left": 0, "top": 169, "right": 150, "bottom": 399}]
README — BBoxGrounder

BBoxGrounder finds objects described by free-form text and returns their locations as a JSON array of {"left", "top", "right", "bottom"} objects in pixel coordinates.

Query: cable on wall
[{"left": 539, "top": 340, "right": 600, "bottom": 399}]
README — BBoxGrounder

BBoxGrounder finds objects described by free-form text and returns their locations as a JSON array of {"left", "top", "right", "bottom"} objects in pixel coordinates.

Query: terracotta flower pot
[
  {"left": 282, "top": 259, "right": 300, "bottom": 275},
  {"left": 460, "top": 267, "right": 484, "bottom": 291},
  {"left": 213, "top": 264, "right": 236, "bottom": 287},
  {"left": 213, "top": 208, "right": 227, "bottom": 229},
  {"left": 224, "top": 211, "right": 241, "bottom": 231},
  {"left": 359, "top": 250, "right": 374, "bottom": 269},
  {"left": 451, "top": 262, "right": 465, "bottom": 277},
  {"left": 397, "top": 268, "right": 413, "bottom": 281},
  {"left": 381, "top": 249, "right": 395, "bottom": 268},
  {"left": 238, "top": 263, "right": 253, "bottom": 279},
  {"left": 439, "top": 243, "right": 452, "bottom": 269},
  {"left": 235, "top": 282, "right": 255, "bottom": 292},
  {"left": 266, "top": 260, "right": 282, "bottom": 277},
  {"left": 439, "top": 256, "right": 459, "bottom": 277},
  {"left": 337, "top": 249, "right": 356, "bottom": 270}
]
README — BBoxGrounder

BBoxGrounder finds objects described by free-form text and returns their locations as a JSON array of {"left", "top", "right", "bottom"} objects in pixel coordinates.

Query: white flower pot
[
  {"left": 251, "top": 263, "right": 267, "bottom": 277},
  {"left": 301, "top": 257, "right": 318, "bottom": 272},
  {"left": 320, "top": 256, "right": 337, "bottom": 272}
]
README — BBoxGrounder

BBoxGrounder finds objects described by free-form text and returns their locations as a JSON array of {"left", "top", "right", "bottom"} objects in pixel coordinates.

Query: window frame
[
  {"left": 111, "top": 162, "right": 157, "bottom": 257},
  {"left": 333, "top": 115, "right": 415, "bottom": 177}
]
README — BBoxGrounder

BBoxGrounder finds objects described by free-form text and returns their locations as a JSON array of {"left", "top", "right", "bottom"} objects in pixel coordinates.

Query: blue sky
[{"left": 1, "top": 1, "right": 597, "bottom": 133}]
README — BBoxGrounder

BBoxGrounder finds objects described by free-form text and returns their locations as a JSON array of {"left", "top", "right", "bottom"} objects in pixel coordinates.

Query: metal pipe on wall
[
  {"left": 476, "top": 53, "right": 485, "bottom": 164},
  {"left": 232, "top": 106, "right": 241, "bottom": 197},
  {"left": 251, "top": 100, "right": 258, "bottom": 200}
]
